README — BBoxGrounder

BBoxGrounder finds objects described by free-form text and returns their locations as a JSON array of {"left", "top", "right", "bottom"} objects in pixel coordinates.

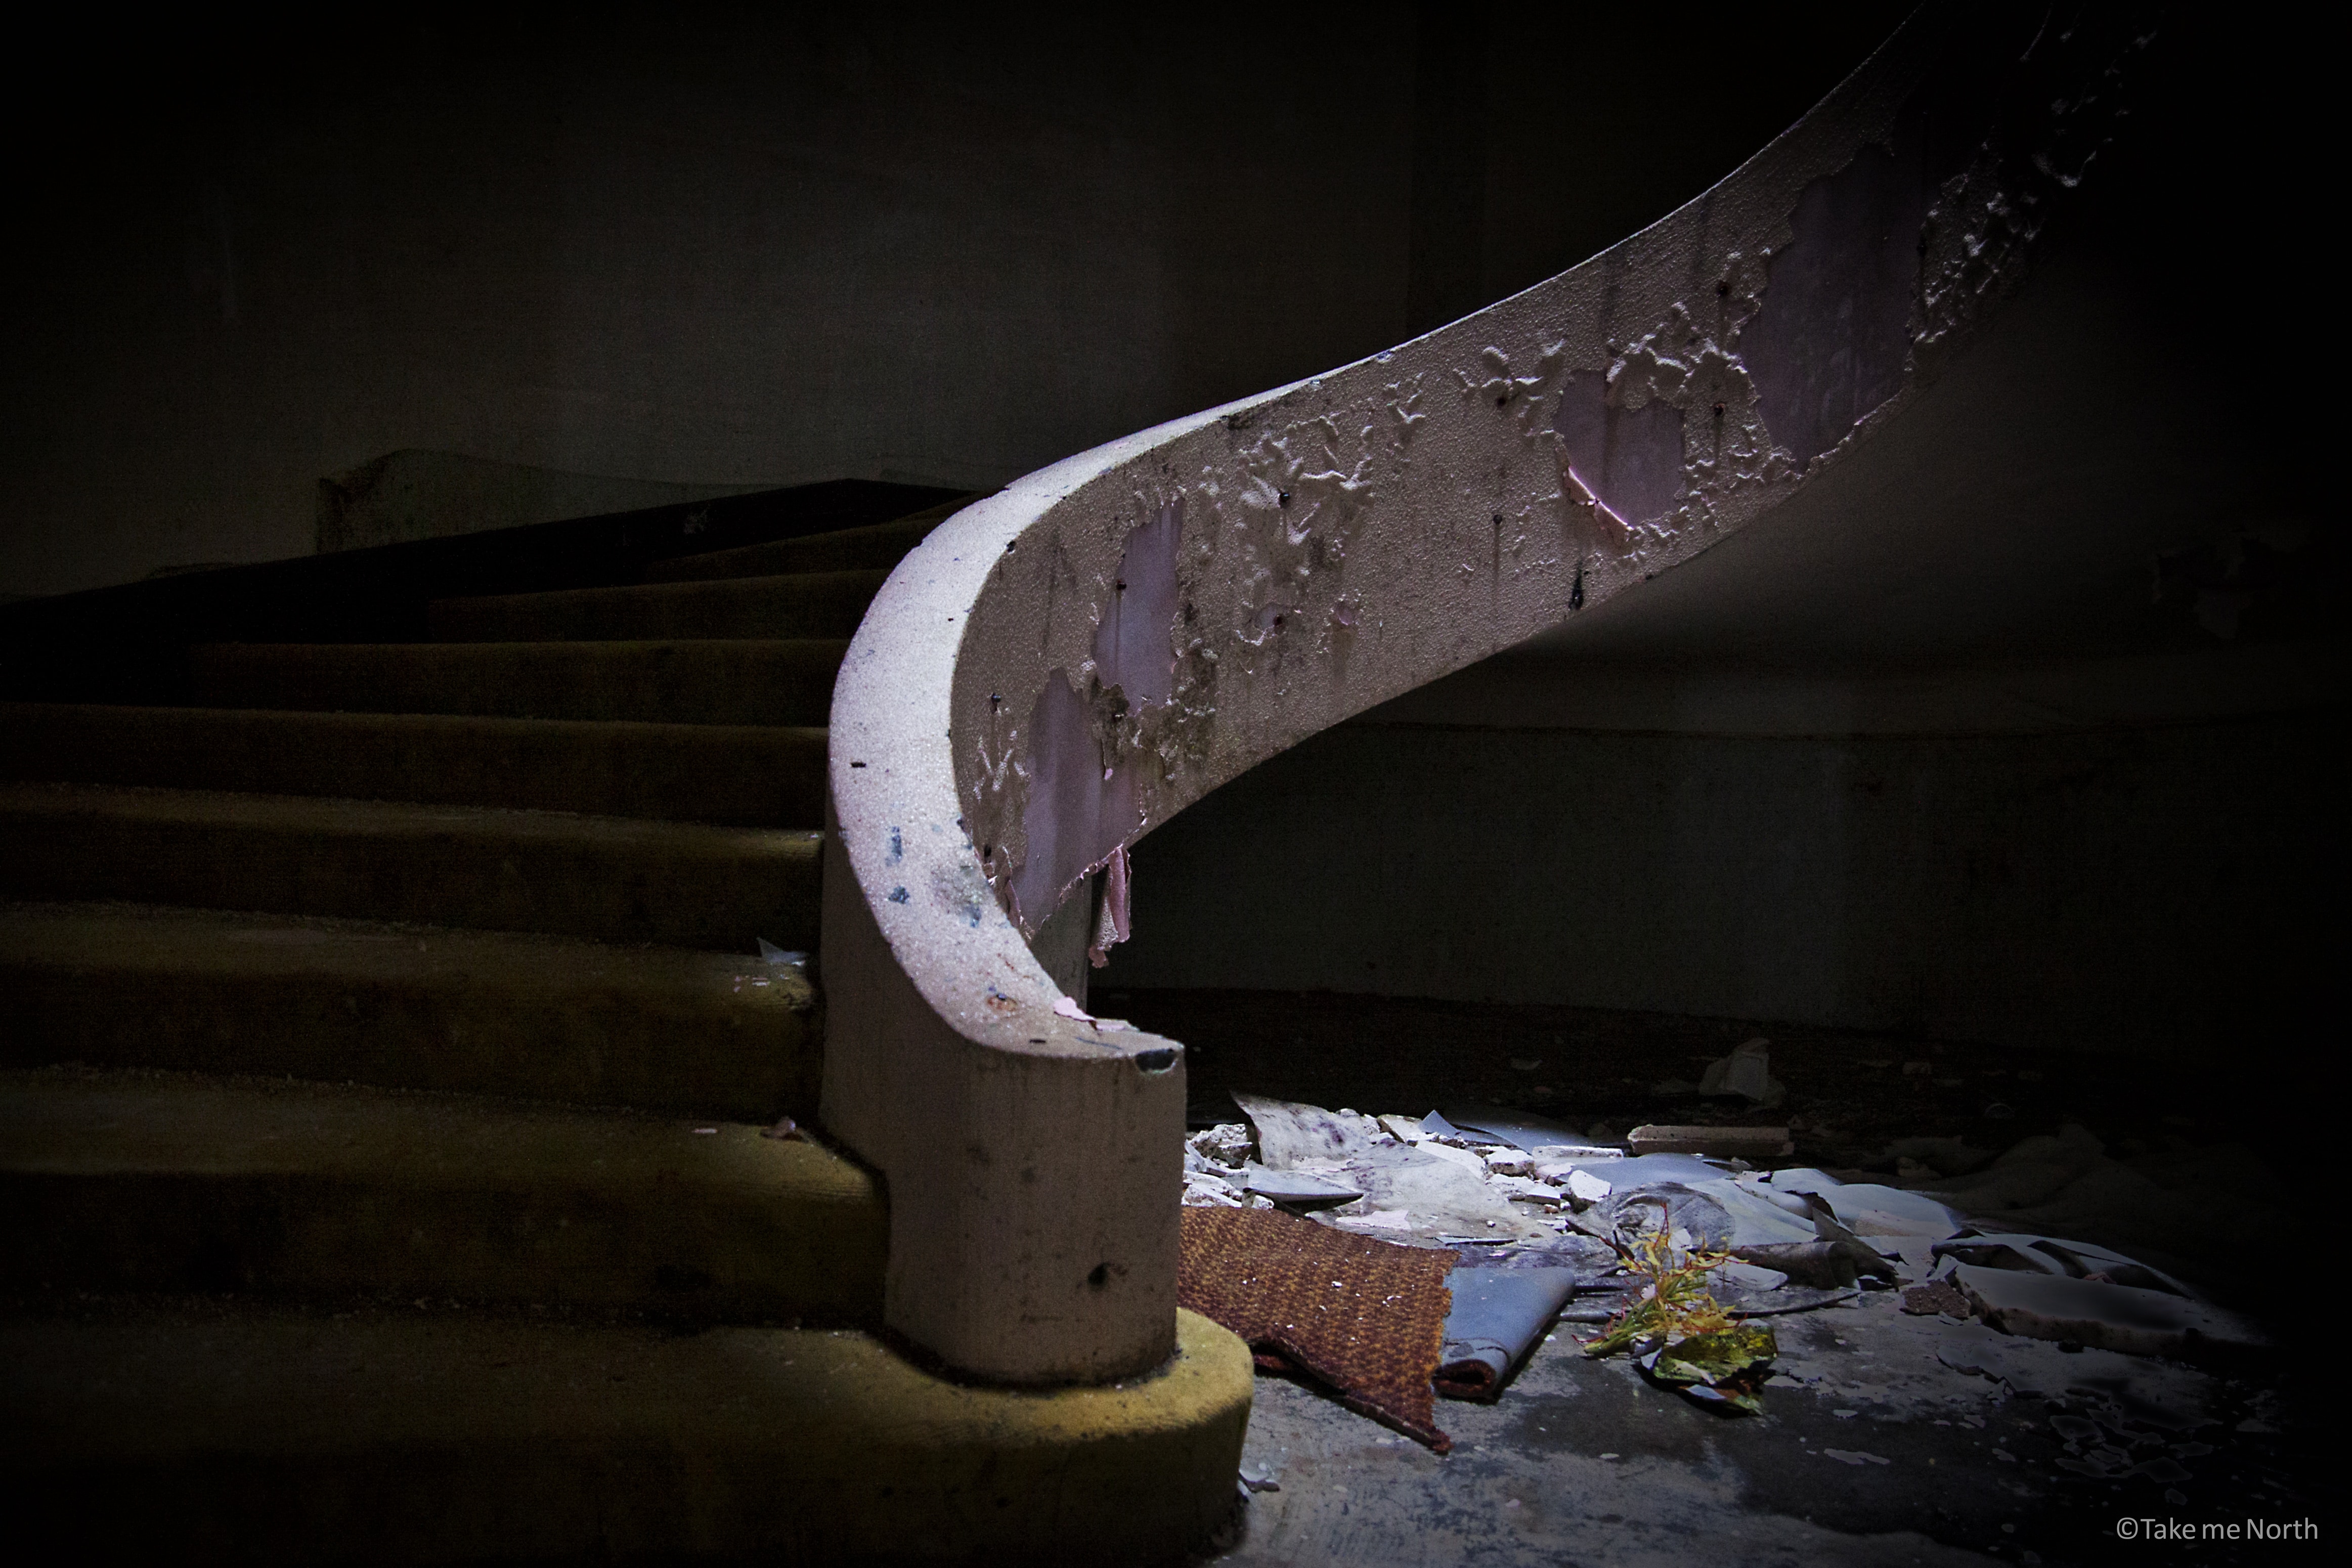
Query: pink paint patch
[
  {"left": 1011, "top": 501, "right": 1181, "bottom": 930},
  {"left": 1088, "top": 843, "right": 1133, "bottom": 969},
  {"left": 1053, "top": 996, "right": 1091, "bottom": 1022},
  {"left": 1554, "top": 369, "right": 1681, "bottom": 531}
]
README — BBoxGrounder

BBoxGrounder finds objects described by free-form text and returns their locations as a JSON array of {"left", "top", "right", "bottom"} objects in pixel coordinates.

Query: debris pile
[{"left": 1182, "top": 1051, "right": 2264, "bottom": 1433}]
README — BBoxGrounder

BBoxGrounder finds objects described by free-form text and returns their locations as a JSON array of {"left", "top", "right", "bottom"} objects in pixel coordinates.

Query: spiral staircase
[{"left": 0, "top": 4, "right": 2168, "bottom": 1559}]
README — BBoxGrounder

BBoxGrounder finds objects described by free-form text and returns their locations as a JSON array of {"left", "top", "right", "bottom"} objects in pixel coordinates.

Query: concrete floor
[
  {"left": 1141, "top": 989, "right": 2319, "bottom": 1567},
  {"left": 1200, "top": 1289, "right": 2303, "bottom": 1567}
]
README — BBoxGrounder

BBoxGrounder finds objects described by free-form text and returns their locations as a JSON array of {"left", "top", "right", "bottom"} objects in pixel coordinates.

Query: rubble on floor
[
  {"left": 1181, "top": 1088, "right": 2266, "bottom": 1439},
  {"left": 1697, "top": 1036, "right": 1786, "bottom": 1107}
]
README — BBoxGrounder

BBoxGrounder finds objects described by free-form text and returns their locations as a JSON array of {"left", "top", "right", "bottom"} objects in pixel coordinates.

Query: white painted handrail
[{"left": 821, "top": 0, "right": 2148, "bottom": 1380}]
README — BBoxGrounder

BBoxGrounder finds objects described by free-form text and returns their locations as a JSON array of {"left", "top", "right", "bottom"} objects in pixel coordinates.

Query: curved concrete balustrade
[{"left": 823, "top": 0, "right": 2158, "bottom": 1381}]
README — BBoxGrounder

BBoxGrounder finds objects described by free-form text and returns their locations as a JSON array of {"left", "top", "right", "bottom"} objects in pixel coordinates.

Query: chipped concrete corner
[{"left": 821, "top": 0, "right": 2156, "bottom": 1384}]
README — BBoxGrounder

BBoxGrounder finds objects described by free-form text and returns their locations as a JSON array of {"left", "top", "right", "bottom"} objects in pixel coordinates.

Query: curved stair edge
[{"left": 822, "top": 0, "right": 2155, "bottom": 1381}]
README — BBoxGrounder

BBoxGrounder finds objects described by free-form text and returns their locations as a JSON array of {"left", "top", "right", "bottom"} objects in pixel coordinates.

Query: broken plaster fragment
[
  {"left": 1241, "top": 1163, "right": 1365, "bottom": 1207},
  {"left": 1949, "top": 1265, "right": 2263, "bottom": 1357},
  {"left": 1628, "top": 1124, "right": 1793, "bottom": 1159},
  {"left": 1696, "top": 1038, "right": 1784, "bottom": 1106},
  {"left": 1566, "top": 1169, "right": 1614, "bottom": 1204}
]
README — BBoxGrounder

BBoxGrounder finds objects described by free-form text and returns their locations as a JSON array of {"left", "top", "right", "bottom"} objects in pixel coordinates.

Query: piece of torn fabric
[
  {"left": 1178, "top": 1206, "right": 1459, "bottom": 1451},
  {"left": 1432, "top": 1267, "right": 1578, "bottom": 1402},
  {"left": 1086, "top": 843, "right": 1130, "bottom": 968}
]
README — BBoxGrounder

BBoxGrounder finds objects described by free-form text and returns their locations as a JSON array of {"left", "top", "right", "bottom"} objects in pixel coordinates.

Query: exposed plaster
[{"left": 1745, "top": 136, "right": 1926, "bottom": 471}]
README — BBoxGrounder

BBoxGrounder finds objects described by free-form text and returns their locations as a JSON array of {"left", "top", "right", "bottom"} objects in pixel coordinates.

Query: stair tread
[
  {"left": 2, "top": 1067, "right": 856, "bottom": 1189},
  {"left": 0, "top": 901, "right": 818, "bottom": 1118},
  {"left": 0, "top": 1301, "right": 1250, "bottom": 1564},
  {"left": 1, "top": 1065, "right": 882, "bottom": 1317},
  {"left": 187, "top": 637, "right": 849, "bottom": 725},
  {"left": 0, "top": 898, "right": 809, "bottom": 989},
  {"left": 641, "top": 500, "right": 963, "bottom": 583},
  {"left": 427, "top": 567, "right": 889, "bottom": 642},
  {"left": 0, "top": 1066, "right": 851, "bottom": 1193},
  {"left": 0, "top": 700, "right": 825, "bottom": 747},
  {"left": 0, "top": 779, "right": 824, "bottom": 848},
  {"left": 0, "top": 702, "right": 824, "bottom": 824},
  {"left": 0, "top": 783, "right": 822, "bottom": 947}
]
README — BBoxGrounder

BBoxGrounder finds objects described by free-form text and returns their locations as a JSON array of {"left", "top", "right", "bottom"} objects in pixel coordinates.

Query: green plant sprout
[{"left": 1580, "top": 1217, "right": 1777, "bottom": 1414}]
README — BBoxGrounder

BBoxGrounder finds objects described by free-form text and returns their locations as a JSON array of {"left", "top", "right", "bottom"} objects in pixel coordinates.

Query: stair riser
[
  {"left": 0, "top": 957, "right": 818, "bottom": 1121},
  {"left": 0, "top": 705, "right": 824, "bottom": 825},
  {"left": 1, "top": 1171, "right": 883, "bottom": 1322},
  {"left": 641, "top": 514, "right": 945, "bottom": 582},
  {"left": 187, "top": 639, "right": 847, "bottom": 725},
  {"left": 0, "top": 808, "right": 821, "bottom": 950},
  {"left": 427, "top": 569, "right": 888, "bottom": 642}
]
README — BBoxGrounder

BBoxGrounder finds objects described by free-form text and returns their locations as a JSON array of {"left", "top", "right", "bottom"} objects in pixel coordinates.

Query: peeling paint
[
  {"left": 1743, "top": 130, "right": 1926, "bottom": 471},
  {"left": 1914, "top": 18, "right": 2154, "bottom": 368},
  {"left": 824, "top": 0, "right": 2166, "bottom": 1385},
  {"left": 1553, "top": 370, "right": 1684, "bottom": 531},
  {"left": 942, "top": 2, "right": 2149, "bottom": 949},
  {"left": 1096, "top": 499, "right": 1182, "bottom": 708},
  {"left": 1012, "top": 667, "right": 1137, "bottom": 926}
]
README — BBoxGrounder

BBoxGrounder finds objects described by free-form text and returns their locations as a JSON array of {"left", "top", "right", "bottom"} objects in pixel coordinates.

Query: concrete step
[
  {"left": 0, "top": 1068, "right": 883, "bottom": 1319},
  {"left": 642, "top": 501, "right": 961, "bottom": 583},
  {"left": 0, "top": 903, "right": 817, "bottom": 1120},
  {"left": 187, "top": 638, "right": 847, "bottom": 725},
  {"left": 0, "top": 785, "right": 821, "bottom": 949},
  {"left": 428, "top": 567, "right": 890, "bottom": 642},
  {"left": 0, "top": 1300, "right": 1250, "bottom": 1565},
  {"left": 0, "top": 702, "right": 823, "bottom": 826}
]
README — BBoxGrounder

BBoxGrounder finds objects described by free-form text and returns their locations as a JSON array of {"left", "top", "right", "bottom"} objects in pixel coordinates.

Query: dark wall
[
  {"left": 1083, "top": 4, "right": 2343, "bottom": 1057},
  {"left": 1098, "top": 709, "right": 2337, "bottom": 1057},
  {"left": 22, "top": 6, "right": 2320, "bottom": 1059},
  {"left": 2, "top": 4, "right": 1901, "bottom": 598}
]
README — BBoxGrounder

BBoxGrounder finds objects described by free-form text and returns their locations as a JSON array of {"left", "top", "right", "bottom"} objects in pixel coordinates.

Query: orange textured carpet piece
[{"left": 1178, "top": 1206, "right": 1458, "bottom": 1451}]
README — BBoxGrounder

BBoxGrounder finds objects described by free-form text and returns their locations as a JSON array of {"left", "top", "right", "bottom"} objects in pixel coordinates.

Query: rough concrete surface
[
  {"left": 1201, "top": 1290, "right": 2302, "bottom": 1567},
  {"left": 1137, "top": 986, "right": 2318, "bottom": 1564}
]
